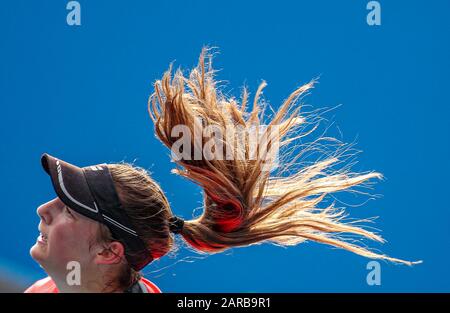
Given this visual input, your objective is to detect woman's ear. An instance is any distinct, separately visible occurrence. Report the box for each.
[95,241,125,266]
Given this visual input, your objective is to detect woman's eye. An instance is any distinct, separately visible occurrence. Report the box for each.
[64,206,74,217]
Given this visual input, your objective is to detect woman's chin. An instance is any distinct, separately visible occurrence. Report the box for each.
[30,242,47,263]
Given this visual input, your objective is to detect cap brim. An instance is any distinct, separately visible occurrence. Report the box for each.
[41,153,100,221]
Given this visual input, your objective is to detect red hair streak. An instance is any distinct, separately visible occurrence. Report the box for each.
[206,191,244,233]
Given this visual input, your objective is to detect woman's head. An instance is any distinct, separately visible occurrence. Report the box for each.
[31,157,177,291]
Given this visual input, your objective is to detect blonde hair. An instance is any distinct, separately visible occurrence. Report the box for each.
[146,47,420,265]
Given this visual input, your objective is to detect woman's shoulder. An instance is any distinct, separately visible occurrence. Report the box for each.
[24,276,58,293]
[24,276,161,293]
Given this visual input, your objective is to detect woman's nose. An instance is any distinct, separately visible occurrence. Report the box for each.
[37,200,54,225]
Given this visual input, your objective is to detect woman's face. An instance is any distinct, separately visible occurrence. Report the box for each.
[30,197,101,274]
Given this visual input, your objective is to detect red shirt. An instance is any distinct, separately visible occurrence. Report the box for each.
[24,276,161,293]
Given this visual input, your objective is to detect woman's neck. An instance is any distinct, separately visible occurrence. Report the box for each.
[48,266,123,293]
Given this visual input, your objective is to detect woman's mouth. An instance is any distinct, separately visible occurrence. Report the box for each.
[37,233,48,245]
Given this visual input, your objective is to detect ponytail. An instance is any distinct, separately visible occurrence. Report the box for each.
[149,47,420,265]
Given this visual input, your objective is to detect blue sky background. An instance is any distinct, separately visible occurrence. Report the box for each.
[0,0,449,292]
